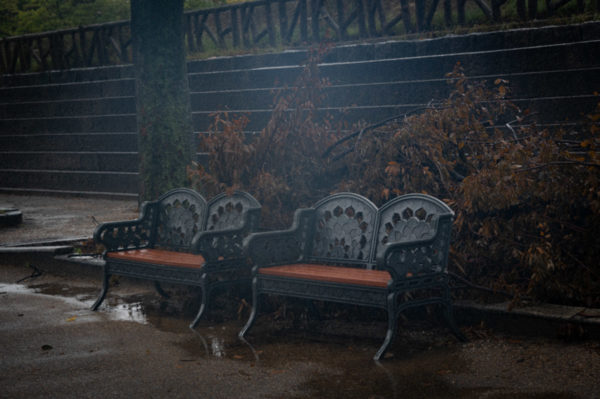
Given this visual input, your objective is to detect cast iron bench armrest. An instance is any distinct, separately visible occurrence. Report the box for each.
[93,202,157,252]
[192,207,261,265]
[376,214,453,284]
[244,208,315,268]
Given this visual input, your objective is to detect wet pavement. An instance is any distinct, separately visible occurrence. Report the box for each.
[0,193,138,246]
[1,263,600,399]
[1,193,600,398]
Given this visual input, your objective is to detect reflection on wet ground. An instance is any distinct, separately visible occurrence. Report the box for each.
[1,282,149,324]
[2,278,599,399]
[0,280,467,398]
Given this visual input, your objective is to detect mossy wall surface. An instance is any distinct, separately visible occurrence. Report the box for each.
[131,0,193,201]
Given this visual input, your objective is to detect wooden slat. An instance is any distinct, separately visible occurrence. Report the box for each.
[259,263,390,288]
[107,248,206,268]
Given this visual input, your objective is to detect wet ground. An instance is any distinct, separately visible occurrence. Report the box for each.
[0,193,138,246]
[1,262,600,399]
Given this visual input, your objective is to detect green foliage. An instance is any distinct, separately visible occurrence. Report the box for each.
[0,0,130,37]
[190,45,342,227]
[184,0,225,9]
[339,66,600,307]
[0,0,235,37]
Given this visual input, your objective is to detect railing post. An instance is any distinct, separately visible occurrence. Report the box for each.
[278,1,289,43]
[444,0,452,27]
[231,5,241,48]
[311,0,321,42]
[336,0,346,39]
[516,0,526,20]
[214,10,226,48]
[400,0,413,33]
[528,0,537,19]
[19,38,31,73]
[367,0,378,36]
[415,0,425,31]
[199,13,207,51]
[265,1,276,47]
[50,33,64,70]
[492,0,502,21]
[300,0,308,43]
[0,39,7,75]
[457,0,466,25]
[357,0,367,38]
[186,13,197,52]
[242,4,251,47]
[8,40,18,73]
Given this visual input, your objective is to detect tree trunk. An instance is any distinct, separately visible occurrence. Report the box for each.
[131,0,193,201]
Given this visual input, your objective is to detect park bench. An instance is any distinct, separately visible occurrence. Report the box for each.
[239,192,465,360]
[91,188,261,328]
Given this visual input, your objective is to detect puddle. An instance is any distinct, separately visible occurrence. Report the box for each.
[0,282,37,295]
[1,280,236,338]
[0,282,150,324]
[104,301,147,324]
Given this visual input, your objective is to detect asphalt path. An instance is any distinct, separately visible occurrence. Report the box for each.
[1,194,600,398]
[1,263,600,399]
[0,194,139,246]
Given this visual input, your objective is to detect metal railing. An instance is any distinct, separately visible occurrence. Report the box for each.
[1,0,597,74]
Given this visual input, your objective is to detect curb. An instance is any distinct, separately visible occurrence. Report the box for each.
[455,300,600,327]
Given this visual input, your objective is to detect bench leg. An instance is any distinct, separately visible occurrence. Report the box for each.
[154,281,171,299]
[91,270,110,311]
[189,274,209,329]
[238,277,259,338]
[443,288,467,342]
[374,292,398,361]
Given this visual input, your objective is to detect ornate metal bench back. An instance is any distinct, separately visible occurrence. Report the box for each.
[309,193,378,266]
[375,193,455,276]
[206,191,261,231]
[154,188,208,252]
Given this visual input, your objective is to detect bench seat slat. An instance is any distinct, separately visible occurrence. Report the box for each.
[259,264,390,288]
[107,249,206,269]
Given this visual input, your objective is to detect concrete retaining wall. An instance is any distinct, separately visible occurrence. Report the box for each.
[1,22,599,198]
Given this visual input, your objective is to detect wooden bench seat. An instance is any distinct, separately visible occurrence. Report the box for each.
[259,264,390,288]
[107,249,206,269]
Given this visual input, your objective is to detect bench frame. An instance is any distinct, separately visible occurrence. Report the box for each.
[92,188,261,328]
[239,192,465,360]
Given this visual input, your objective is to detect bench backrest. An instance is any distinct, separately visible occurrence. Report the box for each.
[308,193,378,266]
[306,192,454,270]
[374,193,455,273]
[206,191,261,231]
[153,189,261,252]
[154,188,208,251]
